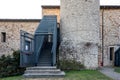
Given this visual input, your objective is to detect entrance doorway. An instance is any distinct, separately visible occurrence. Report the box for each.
[109,47,114,66]
[115,47,120,66]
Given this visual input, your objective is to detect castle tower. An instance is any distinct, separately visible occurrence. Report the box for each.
[60,0,100,69]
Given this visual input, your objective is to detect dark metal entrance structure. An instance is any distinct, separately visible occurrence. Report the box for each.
[20,16,57,67]
[115,48,120,66]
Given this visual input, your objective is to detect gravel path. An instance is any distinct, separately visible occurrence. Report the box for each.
[99,67,120,80]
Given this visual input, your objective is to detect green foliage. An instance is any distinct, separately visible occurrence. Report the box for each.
[58,59,84,70]
[0,50,25,78]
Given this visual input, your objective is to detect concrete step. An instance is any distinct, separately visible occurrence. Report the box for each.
[39,60,51,62]
[39,58,51,60]
[38,60,51,62]
[38,62,51,64]
[26,66,57,70]
[40,56,51,57]
[37,64,51,66]
[25,69,61,73]
[23,71,65,78]
[24,66,65,78]
[40,54,51,55]
[39,57,51,58]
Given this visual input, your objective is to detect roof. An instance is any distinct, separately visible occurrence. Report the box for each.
[100,5,120,9]
[42,5,60,8]
[42,5,120,9]
[0,19,41,22]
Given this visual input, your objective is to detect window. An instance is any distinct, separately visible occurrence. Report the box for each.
[48,35,52,42]
[110,47,114,61]
[1,32,6,42]
[25,40,31,51]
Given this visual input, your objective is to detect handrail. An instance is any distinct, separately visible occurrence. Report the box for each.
[35,36,45,65]
[35,32,53,35]
[51,21,57,66]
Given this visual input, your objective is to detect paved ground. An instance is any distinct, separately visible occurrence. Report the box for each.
[99,67,120,80]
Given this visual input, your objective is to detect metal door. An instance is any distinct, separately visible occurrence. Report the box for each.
[115,48,120,66]
[20,30,35,67]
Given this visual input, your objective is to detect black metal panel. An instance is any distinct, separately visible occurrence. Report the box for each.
[20,30,35,67]
[115,48,120,66]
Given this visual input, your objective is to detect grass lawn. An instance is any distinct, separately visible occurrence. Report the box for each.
[64,70,112,80]
[0,70,112,80]
[0,76,23,80]
[114,67,120,73]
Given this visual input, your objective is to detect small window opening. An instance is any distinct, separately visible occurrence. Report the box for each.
[48,35,52,42]
[110,47,114,61]
[1,32,6,42]
[25,40,30,51]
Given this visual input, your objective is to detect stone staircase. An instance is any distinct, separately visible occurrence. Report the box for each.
[37,47,52,66]
[23,66,65,78]
[37,42,52,66]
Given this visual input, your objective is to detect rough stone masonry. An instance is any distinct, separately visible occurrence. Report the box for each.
[60,0,100,69]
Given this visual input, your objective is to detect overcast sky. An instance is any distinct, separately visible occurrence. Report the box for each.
[0,0,119,19]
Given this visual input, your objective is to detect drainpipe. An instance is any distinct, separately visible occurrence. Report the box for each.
[101,6,105,66]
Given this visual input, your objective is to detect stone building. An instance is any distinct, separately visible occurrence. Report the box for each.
[0,6,60,56]
[100,6,120,66]
[0,20,40,56]
[42,6,60,23]
[0,4,120,68]
[41,5,120,67]
[60,0,100,69]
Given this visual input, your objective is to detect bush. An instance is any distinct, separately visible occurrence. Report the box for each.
[0,50,25,78]
[58,59,84,70]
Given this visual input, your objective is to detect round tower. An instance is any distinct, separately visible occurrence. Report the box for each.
[60,0,100,69]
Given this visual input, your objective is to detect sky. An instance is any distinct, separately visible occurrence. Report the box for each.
[0,0,119,19]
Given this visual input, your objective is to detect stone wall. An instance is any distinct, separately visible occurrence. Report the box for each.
[42,6,60,23]
[60,0,100,69]
[0,20,39,56]
[100,8,120,66]
[41,6,120,67]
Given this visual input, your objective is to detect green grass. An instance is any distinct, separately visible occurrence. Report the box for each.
[0,70,112,80]
[114,67,120,73]
[64,70,113,80]
[0,76,23,80]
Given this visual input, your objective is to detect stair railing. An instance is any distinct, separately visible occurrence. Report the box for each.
[34,34,45,65]
[51,19,57,66]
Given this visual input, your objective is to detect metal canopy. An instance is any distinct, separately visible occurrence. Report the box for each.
[20,15,57,67]
[35,16,56,34]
